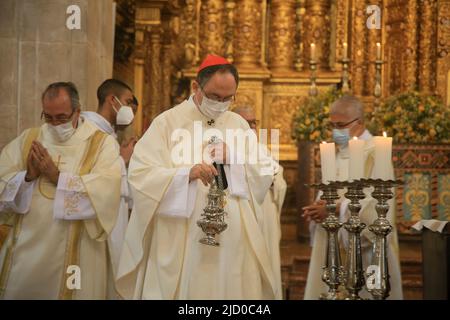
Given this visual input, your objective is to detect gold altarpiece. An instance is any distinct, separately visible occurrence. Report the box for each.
[115,0,450,157]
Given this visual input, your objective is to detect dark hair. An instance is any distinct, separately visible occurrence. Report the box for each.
[196,64,239,88]
[132,95,139,107]
[97,79,132,106]
[41,82,80,110]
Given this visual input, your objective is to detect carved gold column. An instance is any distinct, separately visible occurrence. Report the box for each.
[268,0,296,74]
[294,0,304,71]
[224,0,236,63]
[133,25,146,136]
[436,0,450,102]
[418,0,438,93]
[200,0,225,58]
[303,0,332,71]
[233,0,263,70]
[402,0,419,91]
[180,0,199,69]
[350,0,367,96]
[333,0,350,72]
[161,12,173,111]
[148,25,163,123]
[365,0,381,96]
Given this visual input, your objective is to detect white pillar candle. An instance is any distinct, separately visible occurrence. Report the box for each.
[310,43,316,61]
[349,136,365,180]
[373,131,393,180]
[320,141,336,183]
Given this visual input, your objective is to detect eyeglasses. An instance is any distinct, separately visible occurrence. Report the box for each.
[41,110,76,125]
[329,118,359,129]
[200,87,235,103]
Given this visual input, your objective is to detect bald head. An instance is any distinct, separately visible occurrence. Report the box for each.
[232,105,257,130]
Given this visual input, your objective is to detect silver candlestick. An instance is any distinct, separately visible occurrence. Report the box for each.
[365,178,402,300]
[342,179,369,300]
[308,181,345,300]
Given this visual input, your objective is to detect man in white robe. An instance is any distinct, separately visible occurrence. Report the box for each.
[232,105,287,299]
[82,79,138,276]
[302,95,403,300]
[0,82,122,299]
[116,54,278,299]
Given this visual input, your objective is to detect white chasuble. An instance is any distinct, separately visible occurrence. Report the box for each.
[0,119,122,299]
[261,163,287,300]
[304,130,403,300]
[116,96,278,300]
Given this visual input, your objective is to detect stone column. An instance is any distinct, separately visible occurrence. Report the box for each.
[0,0,115,149]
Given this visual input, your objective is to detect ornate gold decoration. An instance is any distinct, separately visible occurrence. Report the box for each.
[436,0,450,102]
[118,0,450,161]
[333,0,349,71]
[133,24,147,136]
[224,0,236,63]
[269,95,303,145]
[148,25,163,122]
[269,0,296,73]
[418,0,438,93]
[294,0,304,71]
[303,0,332,71]
[384,1,406,95]
[180,0,199,68]
[365,0,381,96]
[233,0,262,69]
[350,0,366,96]
[403,0,419,91]
[200,0,225,58]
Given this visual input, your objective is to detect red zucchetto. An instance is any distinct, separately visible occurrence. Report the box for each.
[197,54,231,73]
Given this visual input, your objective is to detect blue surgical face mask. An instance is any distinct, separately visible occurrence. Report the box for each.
[332,128,350,147]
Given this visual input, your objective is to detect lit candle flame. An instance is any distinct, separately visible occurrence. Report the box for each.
[321,141,327,144]
[353,136,358,140]
[383,131,387,138]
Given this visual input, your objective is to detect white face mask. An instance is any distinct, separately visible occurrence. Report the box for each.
[198,95,231,120]
[113,96,135,125]
[48,121,76,142]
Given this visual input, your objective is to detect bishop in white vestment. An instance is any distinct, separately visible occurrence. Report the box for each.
[116,55,278,299]
[0,82,121,299]
[232,105,287,299]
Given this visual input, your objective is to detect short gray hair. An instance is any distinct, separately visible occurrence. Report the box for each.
[232,105,254,116]
[41,82,81,111]
[330,95,364,120]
